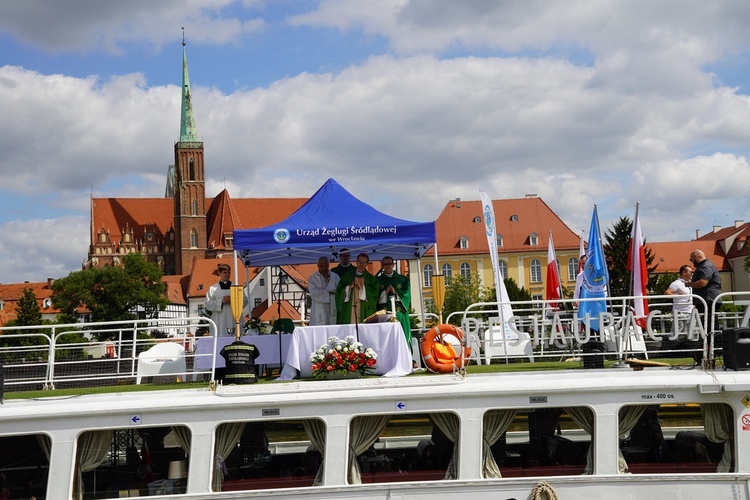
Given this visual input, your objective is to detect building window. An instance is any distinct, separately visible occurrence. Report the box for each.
[254,298,262,308]
[529,233,539,246]
[191,198,198,215]
[459,237,469,249]
[190,229,198,248]
[189,157,195,180]
[530,258,542,283]
[260,278,265,287]
[224,233,233,248]
[498,260,507,280]
[423,264,434,287]
[441,263,452,282]
[496,234,503,248]
[568,257,579,281]
[460,262,471,279]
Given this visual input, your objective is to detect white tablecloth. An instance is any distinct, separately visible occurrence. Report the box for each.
[278,323,413,380]
[194,335,292,371]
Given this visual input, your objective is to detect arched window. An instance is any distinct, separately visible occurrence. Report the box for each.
[530,259,542,283]
[441,263,452,282]
[498,260,507,280]
[423,264,434,287]
[190,229,198,248]
[189,157,195,180]
[191,198,198,216]
[568,257,579,281]
[460,262,471,279]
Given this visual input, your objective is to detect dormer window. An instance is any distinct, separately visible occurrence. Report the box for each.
[473,216,481,223]
[459,236,469,249]
[510,215,518,221]
[224,233,234,248]
[529,233,539,246]
[496,234,503,248]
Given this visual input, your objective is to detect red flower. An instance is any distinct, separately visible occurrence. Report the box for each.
[326,365,334,371]
[366,358,377,367]
[348,364,357,371]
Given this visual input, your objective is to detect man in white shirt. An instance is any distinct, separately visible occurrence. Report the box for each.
[308,256,340,326]
[665,265,694,314]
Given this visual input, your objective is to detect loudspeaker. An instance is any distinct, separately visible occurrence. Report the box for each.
[582,341,605,369]
[722,328,750,371]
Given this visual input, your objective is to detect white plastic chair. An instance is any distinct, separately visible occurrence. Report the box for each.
[482,327,534,364]
[136,342,186,384]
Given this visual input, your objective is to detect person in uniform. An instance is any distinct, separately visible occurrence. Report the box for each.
[335,252,379,324]
[376,256,412,346]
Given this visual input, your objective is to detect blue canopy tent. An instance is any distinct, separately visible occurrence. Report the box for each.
[233,178,436,266]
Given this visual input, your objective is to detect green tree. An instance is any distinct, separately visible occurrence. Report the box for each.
[16,288,43,327]
[52,253,169,339]
[441,272,484,325]
[603,217,657,297]
[652,272,678,296]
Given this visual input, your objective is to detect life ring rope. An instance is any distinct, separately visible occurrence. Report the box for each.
[420,324,471,373]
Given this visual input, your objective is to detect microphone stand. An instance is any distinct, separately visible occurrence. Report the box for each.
[353,286,360,343]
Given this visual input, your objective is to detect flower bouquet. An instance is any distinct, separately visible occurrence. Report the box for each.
[310,335,377,379]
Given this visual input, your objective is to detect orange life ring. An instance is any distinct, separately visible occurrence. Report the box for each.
[420,324,472,373]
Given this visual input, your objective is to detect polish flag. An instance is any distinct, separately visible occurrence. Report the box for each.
[628,205,649,328]
[545,231,562,308]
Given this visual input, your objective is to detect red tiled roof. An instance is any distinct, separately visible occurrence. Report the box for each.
[162,275,189,305]
[648,241,729,273]
[92,195,306,249]
[251,299,300,322]
[428,197,580,256]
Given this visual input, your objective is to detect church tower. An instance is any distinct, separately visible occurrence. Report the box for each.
[173,36,207,275]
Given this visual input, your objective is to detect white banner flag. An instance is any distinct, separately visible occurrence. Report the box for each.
[479,190,514,336]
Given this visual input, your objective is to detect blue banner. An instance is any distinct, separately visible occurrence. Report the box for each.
[577,206,609,331]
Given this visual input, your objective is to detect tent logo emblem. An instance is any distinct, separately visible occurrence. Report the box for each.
[273,228,290,243]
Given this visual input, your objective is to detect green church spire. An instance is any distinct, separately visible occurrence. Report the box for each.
[179,32,198,143]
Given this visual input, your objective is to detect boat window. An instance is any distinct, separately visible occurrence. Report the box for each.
[349,412,458,484]
[619,402,734,475]
[214,418,325,492]
[0,433,50,499]
[483,407,593,478]
[75,426,191,498]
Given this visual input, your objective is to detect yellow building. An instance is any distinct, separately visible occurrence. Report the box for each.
[413,195,581,313]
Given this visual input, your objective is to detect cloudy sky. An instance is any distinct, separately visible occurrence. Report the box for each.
[1,0,750,284]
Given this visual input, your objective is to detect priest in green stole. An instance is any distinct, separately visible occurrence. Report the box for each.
[335,252,379,324]
[376,256,412,347]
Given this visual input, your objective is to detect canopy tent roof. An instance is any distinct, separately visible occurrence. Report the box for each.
[234,178,436,266]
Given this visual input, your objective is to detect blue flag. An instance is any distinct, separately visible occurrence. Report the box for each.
[577,206,609,331]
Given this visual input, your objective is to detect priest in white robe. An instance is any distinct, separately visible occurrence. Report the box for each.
[308,256,340,326]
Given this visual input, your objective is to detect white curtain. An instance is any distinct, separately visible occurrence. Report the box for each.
[617,405,648,473]
[702,403,734,472]
[212,423,246,491]
[302,419,327,486]
[74,430,113,500]
[430,412,460,480]
[348,415,390,484]
[482,410,517,478]
[562,407,593,475]
[171,426,191,455]
[37,434,51,459]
